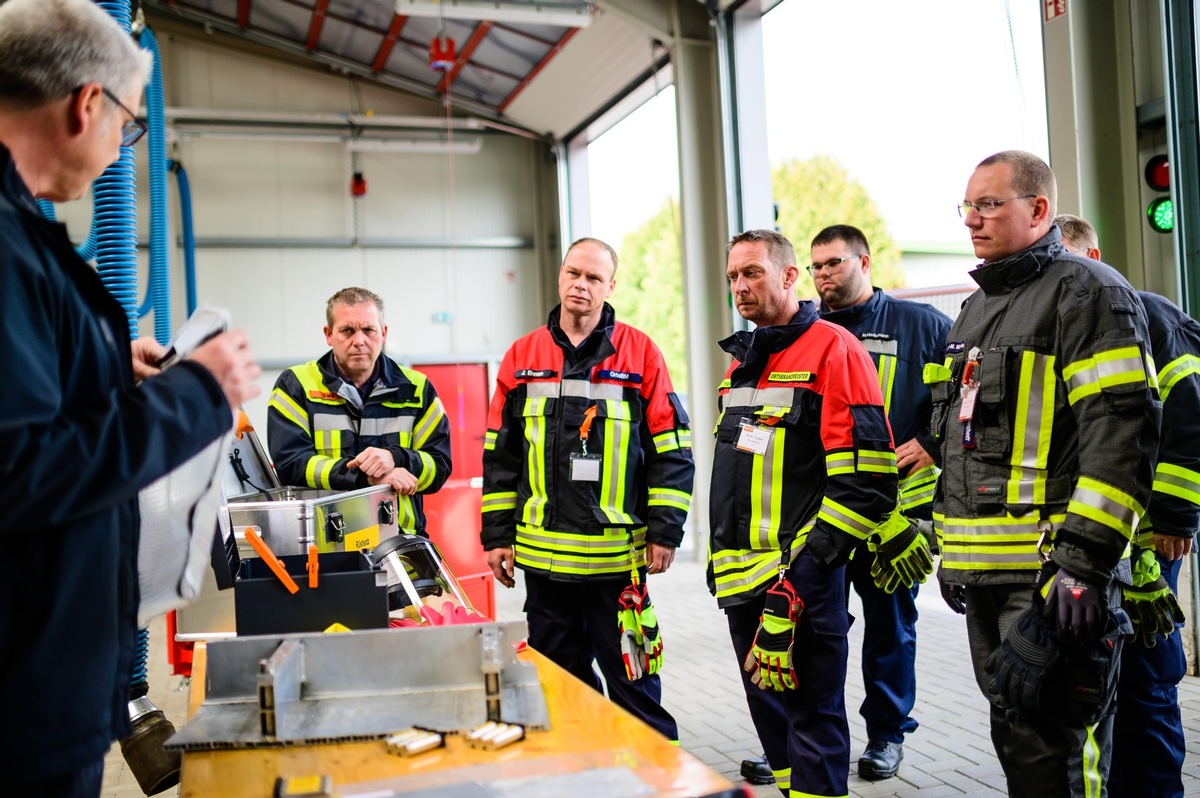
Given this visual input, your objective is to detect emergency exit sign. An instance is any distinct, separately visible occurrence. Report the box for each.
[1045,0,1066,21]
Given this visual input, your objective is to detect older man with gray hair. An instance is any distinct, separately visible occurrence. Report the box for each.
[0,1,260,794]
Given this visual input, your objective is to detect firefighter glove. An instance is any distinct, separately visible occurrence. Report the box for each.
[1043,565,1107,639]
[868,510,934,593]
[937,564,966,615]
[617,583,663,680]
[1123,548,1185,648]
[985,604,1060,715]
[743,577,804,692]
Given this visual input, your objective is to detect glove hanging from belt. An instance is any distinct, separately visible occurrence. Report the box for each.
[868,509,934,593]
[617,581,663,681]
[985,600,1061,715]
[1123,547,1185,648]
[743,575,804,692]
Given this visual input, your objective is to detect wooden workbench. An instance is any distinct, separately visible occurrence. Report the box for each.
[179,642,735,797]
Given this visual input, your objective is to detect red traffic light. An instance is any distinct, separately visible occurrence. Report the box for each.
[1145,154,1170,192]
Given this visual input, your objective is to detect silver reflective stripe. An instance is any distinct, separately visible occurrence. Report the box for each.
[860,338,898,355]
[361,416,411,437]
[724,386,794,409]
[1008,351,1054,504]
[526,383,559,399]
[313,412,354,432]
[600,402,633,523]
[562,380,625,401]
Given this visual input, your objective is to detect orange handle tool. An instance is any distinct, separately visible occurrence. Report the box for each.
[243,528,299,594]
[307,544,319,589]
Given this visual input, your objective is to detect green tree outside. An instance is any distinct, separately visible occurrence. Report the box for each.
[610,155,902,388]
[773,155,905,298]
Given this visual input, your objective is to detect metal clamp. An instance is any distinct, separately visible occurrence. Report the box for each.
[378,499,396,527]
[325,511,346,544]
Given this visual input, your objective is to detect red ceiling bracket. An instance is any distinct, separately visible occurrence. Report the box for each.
[236,0,252,28]
[305,0,330,52]
[437,21,493,95]
[499,27,578,113]
[371,13,409,73]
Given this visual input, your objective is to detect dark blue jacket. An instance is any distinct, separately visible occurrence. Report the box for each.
[0,144,232,781]
[820,288,950,519]
[1139,291,1200,542]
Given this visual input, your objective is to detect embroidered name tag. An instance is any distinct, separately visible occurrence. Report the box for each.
[767,371,815,383]
[515,369,557,380]
[597,369,642,383]
[946,342,965,354]
[861,332,894,341]
[307,390,342,401]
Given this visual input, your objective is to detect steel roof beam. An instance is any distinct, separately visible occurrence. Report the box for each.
[304,0,329,52]
[499,28,579,113]
[371,13,409,73]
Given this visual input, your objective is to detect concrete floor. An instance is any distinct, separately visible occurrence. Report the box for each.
[103,557,1200,797]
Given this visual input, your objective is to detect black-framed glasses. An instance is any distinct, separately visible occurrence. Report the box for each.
[806,255,862,275]
[101,87,147,147]
[957,194,1035,219]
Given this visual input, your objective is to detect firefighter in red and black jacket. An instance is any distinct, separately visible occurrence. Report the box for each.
[481,238,694,742]
[714,230,897,798]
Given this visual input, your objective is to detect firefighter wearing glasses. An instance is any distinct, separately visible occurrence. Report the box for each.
[481,238,694,741]
[935,153,1159,798]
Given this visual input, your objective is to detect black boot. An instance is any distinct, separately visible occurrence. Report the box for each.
[740,754,775,785]
[857,739,903,781]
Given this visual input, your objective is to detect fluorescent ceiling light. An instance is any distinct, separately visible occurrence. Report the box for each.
[346,137,482,154]
[394,0,594,28]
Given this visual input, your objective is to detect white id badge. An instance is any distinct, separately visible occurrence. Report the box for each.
[570,453,602,481]
[735,424,772,455]
[959,384,979,422]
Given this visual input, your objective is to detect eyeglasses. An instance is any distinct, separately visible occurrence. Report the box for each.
[101,87,147,147]
[806,255,862,275]
[957,195,1035,219]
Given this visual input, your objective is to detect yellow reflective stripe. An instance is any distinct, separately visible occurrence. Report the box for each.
[1062,346,1148,405]
[939,512,1067,570]
[413,397,446,448]
[396,495,417,533]
[876,353,897,418]
[898,465,938,512]
[1158,353,1200,401]
[484,430,498,451]
[755,405,789,420]
[1068,476,1145,541]
[1008,350,1055,505]
[1133,522,1155,549]
[304,455,338,489]
[514,524,646,576]
[748,428,786,549]
[818,498,875,540]
[414,450,436,490]
[677,430,692,448]
[653,430,680,453]
[269,388,309,430]
[857,449,897,475]
[826,451,855,477]
[1153,461,1200,506]
[481,491,518,513]
[521,398,549,527]
[1081,722,1101,798]
[711,550,781,599]
[648,487,691,512]
[598,399,635,524]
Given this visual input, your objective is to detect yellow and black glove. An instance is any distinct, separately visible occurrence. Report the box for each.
[868,509,934,593]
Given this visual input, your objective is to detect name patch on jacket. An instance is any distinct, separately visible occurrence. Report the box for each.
[946,342,965,354]
[515,369,557,380]
[860,332,893,341]
[308,390,342,401]
[597,369,642,383]
[767,371,816,384]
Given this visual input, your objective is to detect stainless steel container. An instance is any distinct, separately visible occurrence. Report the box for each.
[224,484,401,557]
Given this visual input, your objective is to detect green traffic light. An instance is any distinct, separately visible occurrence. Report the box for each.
[1148,197,1174,233]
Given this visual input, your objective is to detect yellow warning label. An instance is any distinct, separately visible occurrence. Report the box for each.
[343,524,380,552]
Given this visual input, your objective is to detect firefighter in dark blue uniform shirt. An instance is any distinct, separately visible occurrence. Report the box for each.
[814,225,949,780]
[1058,214,1194,798]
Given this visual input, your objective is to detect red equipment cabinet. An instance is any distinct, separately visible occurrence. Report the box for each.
[411,362,494,620]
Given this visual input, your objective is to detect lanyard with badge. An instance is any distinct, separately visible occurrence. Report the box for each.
[570,405,602,481]
[735,416,772,455]
[959,346,981,448]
